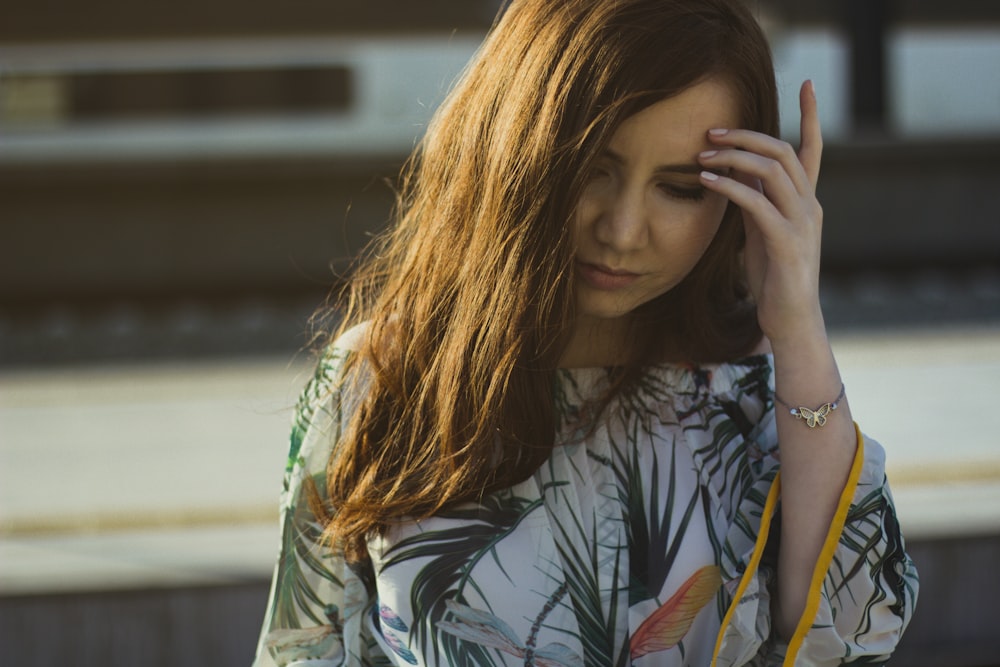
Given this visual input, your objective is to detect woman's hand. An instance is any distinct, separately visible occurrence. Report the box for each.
[699,82,862,640]
[698,80,825,349]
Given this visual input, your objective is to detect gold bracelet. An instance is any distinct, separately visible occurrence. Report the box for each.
[773,384,845,428]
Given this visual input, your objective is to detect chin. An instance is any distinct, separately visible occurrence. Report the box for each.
[576,298,640,322]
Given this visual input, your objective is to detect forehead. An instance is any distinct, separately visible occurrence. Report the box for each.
[607,78,741,158]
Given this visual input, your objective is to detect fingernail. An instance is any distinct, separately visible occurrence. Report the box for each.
[708,128,729,136]
[699,150,718,159]
[809,80,817,101]
[700,170,720,182]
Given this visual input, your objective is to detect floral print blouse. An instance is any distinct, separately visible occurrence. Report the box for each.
[253,337,918,667]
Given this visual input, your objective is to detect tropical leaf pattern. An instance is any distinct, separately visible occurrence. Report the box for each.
[253,341,918,667]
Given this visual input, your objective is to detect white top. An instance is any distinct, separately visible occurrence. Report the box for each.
[253,338,918,666]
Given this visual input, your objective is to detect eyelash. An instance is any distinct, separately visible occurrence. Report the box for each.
[660,184,707,202]
[587,167,611,181]
[587,167,707,202]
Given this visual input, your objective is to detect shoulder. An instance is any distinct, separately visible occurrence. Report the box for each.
[286,324,371,476]
[331,321,370,353]
[294,322,371,432]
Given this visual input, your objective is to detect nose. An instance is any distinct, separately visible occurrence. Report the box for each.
[592,185,649,252]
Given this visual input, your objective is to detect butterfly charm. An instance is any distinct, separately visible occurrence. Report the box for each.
[793,403,832,428]
[777,384,844,428]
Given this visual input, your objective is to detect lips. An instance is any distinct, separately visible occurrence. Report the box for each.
[576,261,641,290]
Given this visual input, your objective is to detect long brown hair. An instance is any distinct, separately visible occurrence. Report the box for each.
[324,0,780,562]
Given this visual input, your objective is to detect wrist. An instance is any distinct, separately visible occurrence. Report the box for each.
[764,311,829,359]
[774,382,845,428]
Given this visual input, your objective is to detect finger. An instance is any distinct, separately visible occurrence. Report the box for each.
[699,149,803,217]
[706,129,812,196]
[798,80,823,186]
[699,171,784,235]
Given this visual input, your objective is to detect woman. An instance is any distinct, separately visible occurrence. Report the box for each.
[253,0,918,665]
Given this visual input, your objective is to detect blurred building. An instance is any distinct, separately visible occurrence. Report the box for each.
[2,0,999,366]
[763,0,1000,272]
[1,2,499,364]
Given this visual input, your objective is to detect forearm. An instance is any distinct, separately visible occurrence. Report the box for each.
[770,320,857,641]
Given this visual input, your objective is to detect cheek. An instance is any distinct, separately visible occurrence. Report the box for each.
[675,211,726,257]
[692,202,729,253]
[570,194,598,242]
[651,209,726,275]
[682,229,721,267]
[704,195,729,230]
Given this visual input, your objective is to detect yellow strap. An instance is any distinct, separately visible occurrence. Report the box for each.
[711,471,783,666]
[712,424,866,666]
[782,423,865,665]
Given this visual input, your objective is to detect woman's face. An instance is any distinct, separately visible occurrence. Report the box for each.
[572,77,741,325]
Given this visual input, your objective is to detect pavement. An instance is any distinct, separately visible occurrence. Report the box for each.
[1,324,999,595]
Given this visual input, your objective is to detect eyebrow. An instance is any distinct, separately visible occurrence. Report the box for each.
[602,148,725,176]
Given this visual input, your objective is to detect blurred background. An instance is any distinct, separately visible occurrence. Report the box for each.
[1,1,998,665]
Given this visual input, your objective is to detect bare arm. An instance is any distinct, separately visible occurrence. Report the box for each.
[698,80,857,639]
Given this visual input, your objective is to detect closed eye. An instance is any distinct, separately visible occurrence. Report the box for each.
[586,164,613,182]
[659,183,707,202]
